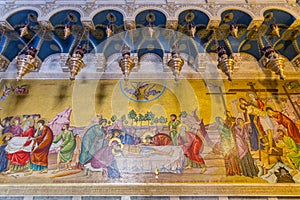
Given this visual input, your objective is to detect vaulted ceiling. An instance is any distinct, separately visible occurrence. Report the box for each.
[0,3,300,72]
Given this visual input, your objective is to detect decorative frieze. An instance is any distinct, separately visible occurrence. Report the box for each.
[124,20,136,30]
[166,20,178,30]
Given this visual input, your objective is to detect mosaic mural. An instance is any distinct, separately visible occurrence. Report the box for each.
[0,78,300,186]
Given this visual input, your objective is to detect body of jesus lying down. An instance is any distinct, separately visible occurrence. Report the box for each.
[112,143,174,158]
[85,137,185,174]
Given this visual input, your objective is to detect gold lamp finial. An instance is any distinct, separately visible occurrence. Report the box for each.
[16,46,37,81]
[167,46,184,81]
[68,46,86,80]
[217,46,235,81]
[118,45,135,80]
[261,46,285,80]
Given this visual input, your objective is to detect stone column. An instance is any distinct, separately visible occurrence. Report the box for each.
[232,53,241,71]
[195,53,208,72]
[163,53,171,72]
[95,53,106,72]
[60,53,70,72]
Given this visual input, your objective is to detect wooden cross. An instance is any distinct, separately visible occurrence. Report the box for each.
[205,85,236,111]
[228,82,278,94]
[271,85,300,120]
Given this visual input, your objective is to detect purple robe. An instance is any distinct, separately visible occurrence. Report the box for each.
[9,125,23,137]
[234,124,249,159]
[91,146,113,168]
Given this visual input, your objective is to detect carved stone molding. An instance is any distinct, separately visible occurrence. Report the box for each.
[124,20,136,30]
[0,21,14,30]
[247,17,264,31]
[38,20,54,30]
[163,53,171,72]
[195,53,208,72]
[81,19,95,30]
[0,55,10,72]
[60,53,70,72]
[291,54,300,70]
[95,53,107,72]
[232,53,241,70]
[166,20,178,30]
[206,18,221,30]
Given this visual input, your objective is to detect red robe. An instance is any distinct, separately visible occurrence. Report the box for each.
[152,133,173,146]
[31,126,53,167]
[7,127,35,165]
[179,131,205,165]
[274,111,300,144]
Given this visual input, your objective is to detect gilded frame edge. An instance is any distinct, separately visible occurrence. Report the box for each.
[0,183,299,196]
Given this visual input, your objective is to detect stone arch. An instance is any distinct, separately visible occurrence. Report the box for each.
[88,7,127,19]
[44,7,85,20]
[3,7,42,19]
[139,53,163,63]
[174,6,213,19]
[216,6,255,18]
[132,7,170,19]
[259,6,299,18]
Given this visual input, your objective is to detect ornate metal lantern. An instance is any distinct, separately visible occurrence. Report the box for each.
[270,24,280,38]
[64,24,71,39]
[217,46,235,81]
[118,45,135,80]
[20,24,29,37]
[68,46,85,80]
[230,24,238,38]
[16,46,37,81]
[261,46,285,80]
[167,48,184,81]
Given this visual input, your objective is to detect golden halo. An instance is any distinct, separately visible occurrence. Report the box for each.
[35,118,48,126]
[10,115,22,125]
[177,124,189,134]
[21,118,34,128]
[141,131,154,143]
[0,132,13,146]
[109,137,123,148]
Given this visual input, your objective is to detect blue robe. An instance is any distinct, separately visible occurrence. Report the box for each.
[0,145,8,172]
[249,115,259,151]
[119,133,134,145]
[79,124,105,164]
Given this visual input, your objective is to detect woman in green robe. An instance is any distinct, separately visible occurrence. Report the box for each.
[52,123,76,173]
